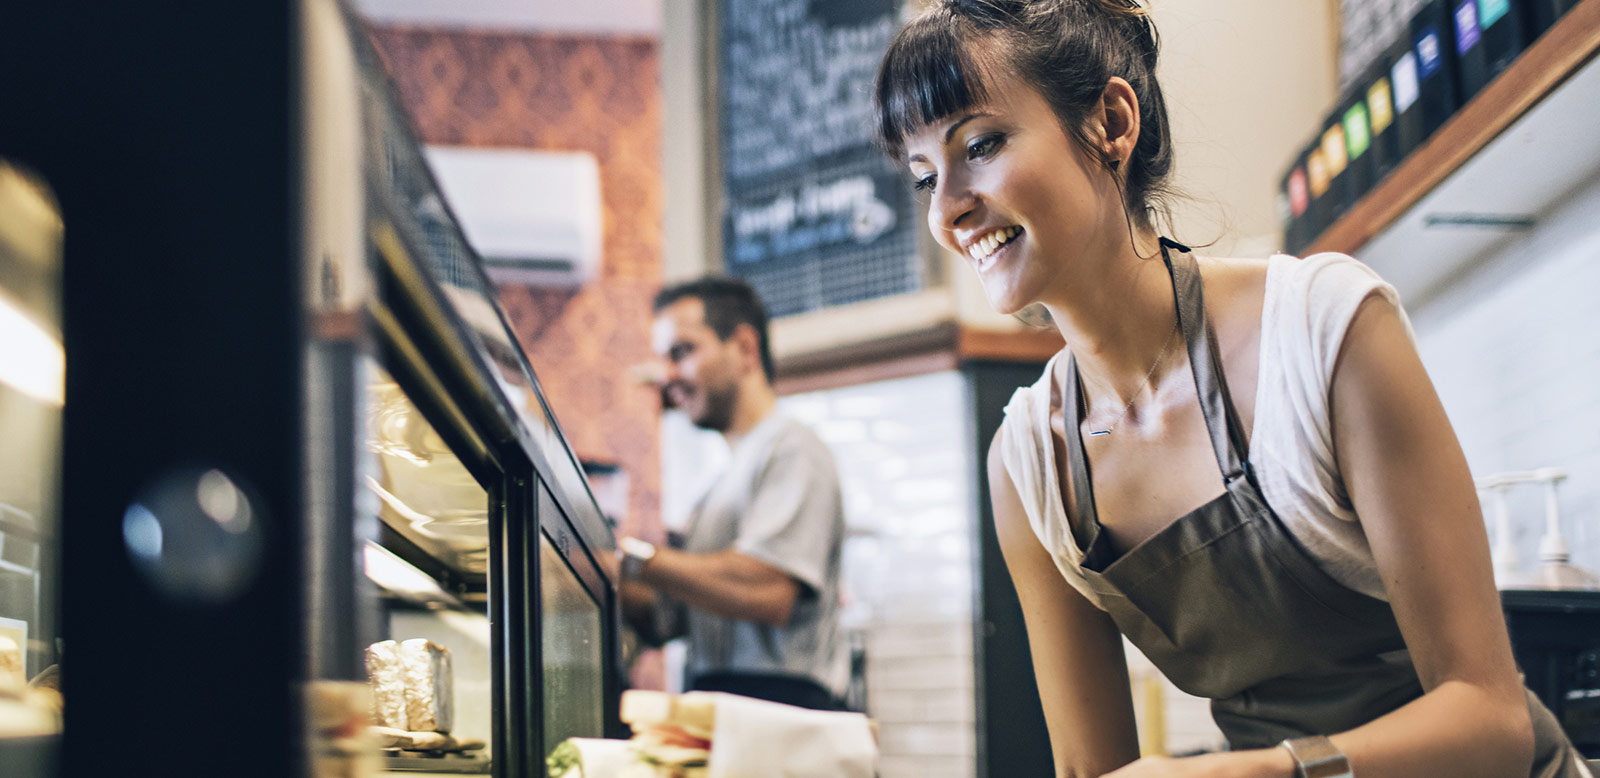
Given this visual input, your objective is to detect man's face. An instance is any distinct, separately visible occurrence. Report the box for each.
[652,297,741,432]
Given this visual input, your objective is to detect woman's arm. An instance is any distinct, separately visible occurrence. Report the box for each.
[1314,295,1533,778]
[988,429,1142,778]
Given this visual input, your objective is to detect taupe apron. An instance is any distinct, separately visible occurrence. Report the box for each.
[1056,239,1586,776]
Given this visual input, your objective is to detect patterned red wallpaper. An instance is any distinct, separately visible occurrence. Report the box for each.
[368,26,664,542]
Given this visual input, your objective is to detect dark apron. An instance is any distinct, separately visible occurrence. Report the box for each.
[1055,240,1586,776]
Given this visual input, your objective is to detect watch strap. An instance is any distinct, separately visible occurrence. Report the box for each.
[1279,735,1352,778]
[619,537,657,579]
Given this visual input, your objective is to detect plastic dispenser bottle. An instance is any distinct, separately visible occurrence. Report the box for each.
[1527,468,1600,591]
[1477,475,1522,588]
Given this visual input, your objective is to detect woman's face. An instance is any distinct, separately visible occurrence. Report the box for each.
[903,71,1120,315]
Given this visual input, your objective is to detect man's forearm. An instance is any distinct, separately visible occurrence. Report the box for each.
[634,545,798,627]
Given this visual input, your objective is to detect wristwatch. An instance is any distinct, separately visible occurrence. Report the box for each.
[619,536,657,579]
[1279,735,1353,778]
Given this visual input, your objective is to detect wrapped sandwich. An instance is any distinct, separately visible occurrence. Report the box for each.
[548,691,875,778]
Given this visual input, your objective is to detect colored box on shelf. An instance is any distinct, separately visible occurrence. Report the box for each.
[1456,0,1527,99]
[1481,0,1529,74]
[1454,0,1489,100]
[1341,96,1376,204]
[1280,150,1312,255]
[1318,118,1355,224]
[1363,60,1403,181]
[1521,0,1577,43]
[1305,141,1333,246]
[1388,35,1427,163]
[1413,0,1462,140]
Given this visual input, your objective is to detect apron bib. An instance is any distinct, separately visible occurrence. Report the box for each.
[1054,240,1586,776]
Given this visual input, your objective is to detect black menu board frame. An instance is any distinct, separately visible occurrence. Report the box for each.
[716,0,923,318]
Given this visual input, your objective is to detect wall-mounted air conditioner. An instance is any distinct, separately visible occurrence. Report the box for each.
[423,146,602,287]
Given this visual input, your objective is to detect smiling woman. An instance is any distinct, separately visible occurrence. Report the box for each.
[872,3,1594,778]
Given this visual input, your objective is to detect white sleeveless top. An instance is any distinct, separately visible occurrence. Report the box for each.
[998,252,1412,608]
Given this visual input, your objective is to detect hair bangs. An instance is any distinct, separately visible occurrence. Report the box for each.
[874,13,995,158]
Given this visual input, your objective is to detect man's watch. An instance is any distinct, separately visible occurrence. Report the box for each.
[619,537,658,580]
[1279,735,1352,778]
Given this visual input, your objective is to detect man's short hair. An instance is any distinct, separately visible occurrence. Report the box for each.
[653,276,775,385]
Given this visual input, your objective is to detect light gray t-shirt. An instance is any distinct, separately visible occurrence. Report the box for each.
[671,413,848,697]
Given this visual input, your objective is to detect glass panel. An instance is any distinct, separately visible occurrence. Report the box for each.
[0,160,64,772]
[540,532,605,755]
[358,44,557,448]
[366,368,489,578]
[361,362,494,775]
[355,48,608,544]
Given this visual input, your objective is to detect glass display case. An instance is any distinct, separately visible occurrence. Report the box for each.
[0,160,64,775]
[1,1,621,776]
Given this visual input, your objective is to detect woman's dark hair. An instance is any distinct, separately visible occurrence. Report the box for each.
[874,0,1177,233]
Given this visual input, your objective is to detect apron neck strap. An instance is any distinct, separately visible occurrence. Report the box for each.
[1057,237,1252,552]
[1160,239,1252,484]
[1061,354,1104,552]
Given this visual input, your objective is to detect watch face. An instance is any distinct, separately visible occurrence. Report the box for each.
[623,537,656,560]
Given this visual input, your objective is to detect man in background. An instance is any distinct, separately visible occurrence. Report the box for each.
[616,276,847,711]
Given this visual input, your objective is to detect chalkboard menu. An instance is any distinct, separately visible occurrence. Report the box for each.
[718,0,921,318]
[1340,0,1429,89]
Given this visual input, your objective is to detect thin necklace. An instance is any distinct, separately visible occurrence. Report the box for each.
[1087,318,1181,437]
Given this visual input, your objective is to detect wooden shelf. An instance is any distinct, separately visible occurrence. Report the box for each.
[1308,0,1600,259]
[774,323,1063,395]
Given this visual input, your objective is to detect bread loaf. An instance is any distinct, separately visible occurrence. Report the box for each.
[370,725,412,749]
[400,639,453,733]
[364,640,407,729]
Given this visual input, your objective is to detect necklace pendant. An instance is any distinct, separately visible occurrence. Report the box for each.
[1088,429,1111,437]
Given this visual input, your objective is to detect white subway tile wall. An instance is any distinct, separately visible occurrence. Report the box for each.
[1407,173,1600,580]
[781,371,978,778]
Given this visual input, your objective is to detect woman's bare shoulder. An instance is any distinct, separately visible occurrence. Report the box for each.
[1196,254,1271,288]
[1195,255,1271,329]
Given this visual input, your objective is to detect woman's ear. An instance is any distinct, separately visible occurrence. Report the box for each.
[1099,77,1142,167]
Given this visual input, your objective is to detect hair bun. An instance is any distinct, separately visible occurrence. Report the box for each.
[945,0,1029,22]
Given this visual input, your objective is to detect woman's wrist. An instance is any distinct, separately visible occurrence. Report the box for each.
[1254,743,1300,778]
